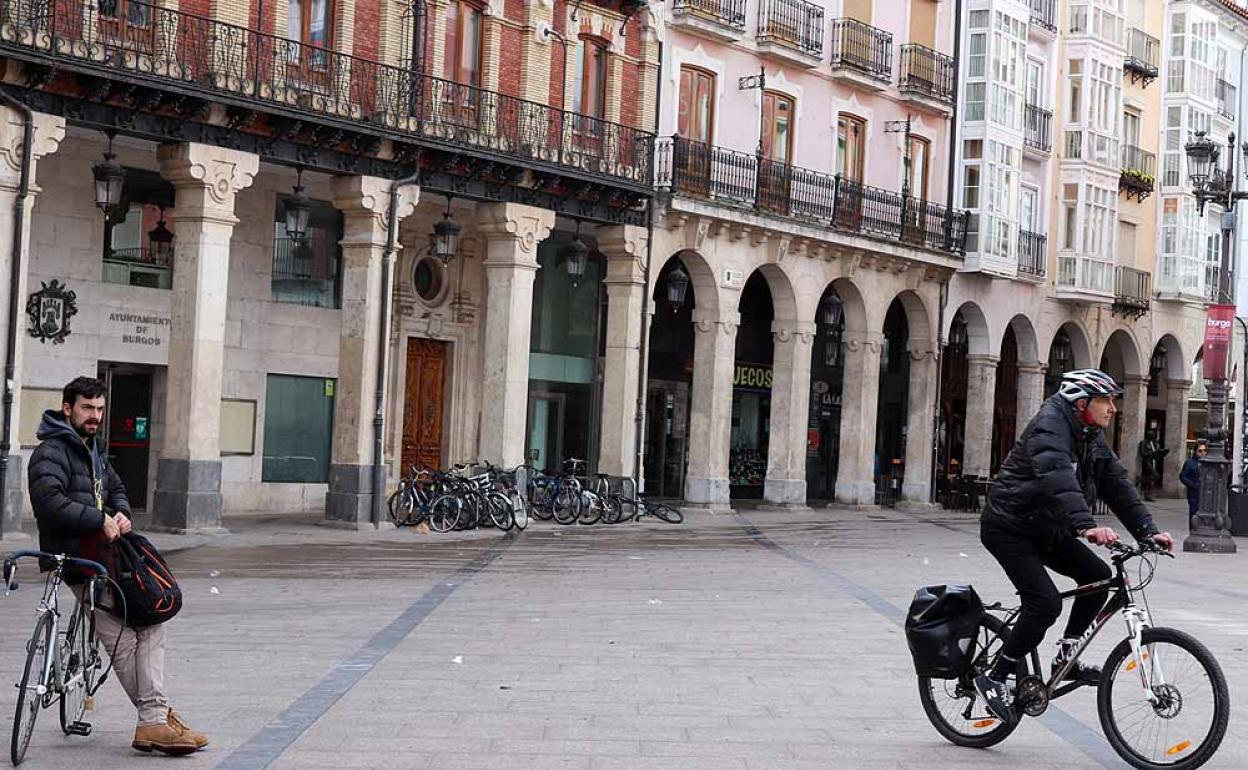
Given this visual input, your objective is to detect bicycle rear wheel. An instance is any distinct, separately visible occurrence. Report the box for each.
[1098,627,1229,770]
[510,490,530,530]
[552,488,580,525]
[12,611,53,765]
[647,502,684,524]
[487,492,514,530]
[917,613,1021,749]
[427,494,462,533]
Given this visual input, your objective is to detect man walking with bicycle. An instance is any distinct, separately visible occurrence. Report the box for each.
[975,369,1174,723]
[27,376,207,755]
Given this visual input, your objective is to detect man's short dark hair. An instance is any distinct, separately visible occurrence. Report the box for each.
[62,376,106,408]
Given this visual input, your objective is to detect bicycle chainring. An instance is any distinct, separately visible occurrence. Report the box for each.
[1016,675,1049,717]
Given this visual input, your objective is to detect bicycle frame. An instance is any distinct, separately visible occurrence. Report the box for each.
[989,548,1162,705]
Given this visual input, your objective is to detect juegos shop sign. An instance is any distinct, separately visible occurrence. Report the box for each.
[734,363,773,391]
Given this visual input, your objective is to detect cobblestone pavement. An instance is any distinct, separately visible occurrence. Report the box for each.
[1,498,1244,769]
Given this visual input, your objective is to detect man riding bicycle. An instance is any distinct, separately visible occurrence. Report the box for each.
[975,369,1174,723]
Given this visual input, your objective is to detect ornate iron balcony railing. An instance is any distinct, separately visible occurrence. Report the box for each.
[1024,104,1052,152]
[1029,0,1057,32]
[1113,266,1151,317]
[829,18,892,82]
[1017,231,1047,279]
[1125,28,1159,84]
[899,44,953,104]
[672,0,747,32]
[757,0,824,58]
[0,0,653,186]
[654,136,968,255]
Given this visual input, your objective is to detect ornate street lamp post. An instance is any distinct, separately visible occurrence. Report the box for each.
[1184,131,1240,553]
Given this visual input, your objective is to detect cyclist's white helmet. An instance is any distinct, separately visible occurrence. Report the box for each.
[1058,368,1124,402]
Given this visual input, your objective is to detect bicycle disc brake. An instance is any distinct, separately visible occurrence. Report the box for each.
[1016,675,1049,717]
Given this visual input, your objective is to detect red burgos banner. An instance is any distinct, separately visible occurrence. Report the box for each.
[1203,304,1236,380]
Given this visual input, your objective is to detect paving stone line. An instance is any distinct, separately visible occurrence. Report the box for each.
[213,533,516,770]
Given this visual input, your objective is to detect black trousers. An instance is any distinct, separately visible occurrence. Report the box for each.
[981,515,1112,661]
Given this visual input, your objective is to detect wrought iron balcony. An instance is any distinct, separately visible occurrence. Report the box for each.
[1017,231,1047,280]
[1217,79,1236,120]
[829,18,892,84]
[1120,144,1156,202]
[1124,29,1159,85]
[1113,266,1151,318]
[672,0,747,34]
[899,44,953,105]
[0,0,653,188]
[1024,104,1053,153]
[1029,0,1057,32]
[756,0,823,59]
[654,136,968,255]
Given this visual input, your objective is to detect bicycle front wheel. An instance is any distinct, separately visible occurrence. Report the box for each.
[510,490,530,530]
[1099,626,1229,770]
[487,492,514,531]
[12,612,53,765]
[427,494,462,533]
[917,613,1021,749]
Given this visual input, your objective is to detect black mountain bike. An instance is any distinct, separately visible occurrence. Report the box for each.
[918,540,1229,770]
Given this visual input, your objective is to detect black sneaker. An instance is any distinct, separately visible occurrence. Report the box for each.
[1052,657,1101,685]
[973,672,1016,723]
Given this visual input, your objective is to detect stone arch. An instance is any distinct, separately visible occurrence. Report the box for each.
[1152,333,1187,381]
[952,301,991,356]
[652,249,719,312]
[1007,314,1040,364]
[893,289,934,350]
[1100,328,1144,379]
[829,277,869,336]
[751,262,799,323]
[1047,320,1094,370]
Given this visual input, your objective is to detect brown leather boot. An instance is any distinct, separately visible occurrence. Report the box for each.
[167,708,209,749]
[132,722,198,755]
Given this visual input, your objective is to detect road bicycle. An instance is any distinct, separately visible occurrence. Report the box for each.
[4,550,114,766]
[918,540,1229,770]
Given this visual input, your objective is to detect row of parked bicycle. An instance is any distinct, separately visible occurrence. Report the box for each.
[386,458,684,532]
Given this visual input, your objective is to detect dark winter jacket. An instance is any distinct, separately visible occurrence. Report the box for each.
[1180,457,1201,499]
[983,395,1158,541]
[27,410,129,569]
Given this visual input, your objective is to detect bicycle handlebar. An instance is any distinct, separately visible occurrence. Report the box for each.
[1108,540,1175,559]
[3,550,109,592]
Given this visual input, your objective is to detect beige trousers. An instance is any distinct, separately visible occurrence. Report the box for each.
[72,585,169,726]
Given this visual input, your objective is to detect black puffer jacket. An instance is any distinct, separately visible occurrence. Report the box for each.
[984,395,1158,540]
[27,410,129,563]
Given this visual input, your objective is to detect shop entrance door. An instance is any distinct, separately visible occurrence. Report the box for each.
[97,363,154,511]
[526,392,566,472]
[401,339,448,472]
[644,382,689,499]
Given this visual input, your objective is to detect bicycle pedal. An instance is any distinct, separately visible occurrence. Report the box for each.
[67,721,92,736]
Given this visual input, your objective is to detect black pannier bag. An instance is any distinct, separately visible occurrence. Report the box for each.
[905,584,984,678]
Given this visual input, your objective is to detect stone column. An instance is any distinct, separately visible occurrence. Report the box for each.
[1118,375,1150,487]
[0,110,64,539]
[323,176,419,528]
[1016,362,1046,437]
[597,225,647,478]
[903,346,939,503]
[684,307,738,511]
[1163,378,1192,497]
[764,321,816,506]
[151,143,258,533]
[962,354,999,478]
[477,203,555,467]
[836,332,883,505]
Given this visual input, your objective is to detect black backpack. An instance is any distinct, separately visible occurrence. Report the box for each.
[104,533,182,627]
[904,584,984,679]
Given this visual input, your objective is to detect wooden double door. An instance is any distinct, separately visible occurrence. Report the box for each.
[401,339,448,472]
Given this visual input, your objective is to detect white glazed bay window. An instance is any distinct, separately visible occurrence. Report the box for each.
[1064,54,1122,167]
[1068,0,1126,47]
[1158,195,1219,299]
[1058,180,1116,293]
